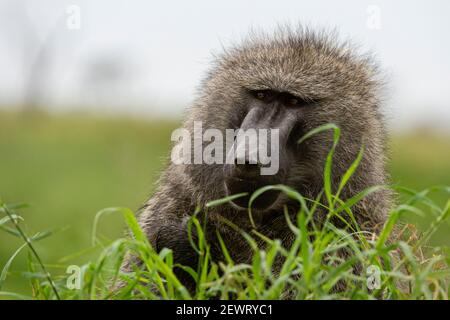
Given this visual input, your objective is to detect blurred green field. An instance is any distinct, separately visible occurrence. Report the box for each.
[1,111,449,294]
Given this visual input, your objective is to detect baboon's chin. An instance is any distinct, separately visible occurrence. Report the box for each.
[223,177,282,212]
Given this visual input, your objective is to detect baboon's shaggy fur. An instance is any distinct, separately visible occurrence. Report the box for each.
[122,27,392,293]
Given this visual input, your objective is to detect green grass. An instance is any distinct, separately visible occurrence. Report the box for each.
[0,111,449,299]
[0,111,178,294]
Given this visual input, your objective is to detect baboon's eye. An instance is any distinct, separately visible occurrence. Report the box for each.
[288,98,299,105]
[256,91,266,100]
[284,94,310,107]
[251,90,274,102]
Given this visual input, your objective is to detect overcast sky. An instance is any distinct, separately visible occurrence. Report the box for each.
[0,0,449,130]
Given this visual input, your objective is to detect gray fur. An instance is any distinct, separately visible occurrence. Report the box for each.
[122,26,393,293]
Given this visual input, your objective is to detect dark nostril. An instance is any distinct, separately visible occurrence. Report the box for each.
[234,157,253,165]
[234,161,261,177]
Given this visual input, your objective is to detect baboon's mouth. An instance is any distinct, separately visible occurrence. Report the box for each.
[224,176,281,211]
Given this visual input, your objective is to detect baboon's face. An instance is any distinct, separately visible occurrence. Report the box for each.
[222,89,319,210]
[198,35,379,211]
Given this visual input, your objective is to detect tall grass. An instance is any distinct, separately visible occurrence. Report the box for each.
[0,124,449,300]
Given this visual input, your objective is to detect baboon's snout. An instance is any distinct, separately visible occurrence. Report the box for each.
[223,134,285,211]
[222,104,297,211]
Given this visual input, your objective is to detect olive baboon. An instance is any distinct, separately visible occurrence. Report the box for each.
[122,27,392,292]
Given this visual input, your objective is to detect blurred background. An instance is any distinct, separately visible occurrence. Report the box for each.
[0,0,449,294]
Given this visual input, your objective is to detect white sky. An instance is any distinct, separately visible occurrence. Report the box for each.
[0,0,449,130]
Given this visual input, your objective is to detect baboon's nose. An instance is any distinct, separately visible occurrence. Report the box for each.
[233,158,261,178]
[223,157,283,211]
[230,130,263,178]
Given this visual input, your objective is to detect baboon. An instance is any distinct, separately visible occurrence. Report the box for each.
[122,27,392,294]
